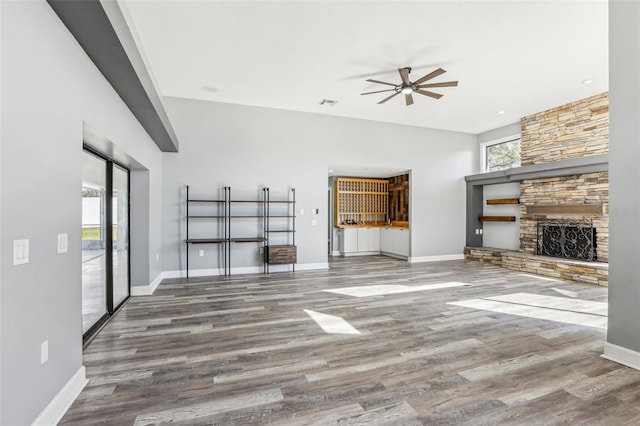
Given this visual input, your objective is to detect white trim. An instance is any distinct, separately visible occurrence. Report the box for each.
[408,254,464,263]
[480,133,521,172]
[341,251,381,257]
[329,250,341,257]
[602,342,640,371]
[130,271,165,296]
[32,366,88,426]
[163,263,329,279]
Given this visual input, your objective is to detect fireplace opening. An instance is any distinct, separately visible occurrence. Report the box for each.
[537,221,596,261]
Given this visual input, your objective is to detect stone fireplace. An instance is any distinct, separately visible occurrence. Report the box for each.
[519,172,608,263]
[465,92,609,286]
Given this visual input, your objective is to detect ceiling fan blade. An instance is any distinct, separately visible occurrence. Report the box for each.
[415,89,443,99]
[366,79,397,87]
[413,68,446,85]
[417,80,458,89]
[398,67,411,85]
[405,93,414,106]
[361,88,397,96]
[378,91,401,104]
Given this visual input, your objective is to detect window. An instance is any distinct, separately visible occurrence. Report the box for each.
[481,135,521,172]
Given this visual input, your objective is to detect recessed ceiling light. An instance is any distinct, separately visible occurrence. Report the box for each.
[582,79,594,85]
[497,110,505,115]
[328,169,334,173]
[202,85,217,92]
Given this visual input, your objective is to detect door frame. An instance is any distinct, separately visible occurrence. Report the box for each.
[82,144,131,344]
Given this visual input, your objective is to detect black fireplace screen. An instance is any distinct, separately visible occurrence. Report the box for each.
[537,221,596,261]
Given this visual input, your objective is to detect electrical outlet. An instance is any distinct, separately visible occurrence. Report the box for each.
[300,208,305,215]
[479,229,483,234]
[57,233,68,254]
[13,239,29,265]
[259,247,264,254]
[41,340,48,365]
[199,250,204,257]
[475,229,479,235]
[156,254,160,262]
[311,219,317,226]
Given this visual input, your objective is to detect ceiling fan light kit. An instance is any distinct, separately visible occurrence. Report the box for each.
[361,66,458,106]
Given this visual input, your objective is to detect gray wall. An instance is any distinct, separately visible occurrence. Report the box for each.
[162,97,477,271]
[477,122,521,144]
[0,2,163,424]
[607,1,640,353]
[482,183,521,250]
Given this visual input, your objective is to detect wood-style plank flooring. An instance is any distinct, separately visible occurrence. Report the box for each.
[62,256,640,425]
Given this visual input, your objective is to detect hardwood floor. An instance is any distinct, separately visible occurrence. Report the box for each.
[62,256,640,425]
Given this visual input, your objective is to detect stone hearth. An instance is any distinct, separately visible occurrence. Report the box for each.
[464,246,608,287]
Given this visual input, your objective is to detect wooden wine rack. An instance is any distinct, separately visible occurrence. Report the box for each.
[334,177,389,226]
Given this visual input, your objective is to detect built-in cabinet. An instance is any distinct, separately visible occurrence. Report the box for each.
[380,227,410,257]
[338,227,408,258]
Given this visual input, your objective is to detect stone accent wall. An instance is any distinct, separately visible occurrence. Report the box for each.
[520,92,608,166]
[464,247,608,287]
[519,172,609,262]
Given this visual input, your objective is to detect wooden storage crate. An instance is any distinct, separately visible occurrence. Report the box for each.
[266,245,297,264]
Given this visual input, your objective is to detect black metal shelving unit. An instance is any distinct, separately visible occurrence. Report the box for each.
[226,186,268,274]
[185,186,296,278]
[185,185,227,278]
[264,187,297,273]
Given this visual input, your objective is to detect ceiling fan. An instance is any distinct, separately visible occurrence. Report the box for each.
[361,67,458,106]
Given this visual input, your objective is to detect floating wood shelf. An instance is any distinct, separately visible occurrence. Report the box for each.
[486,198,520,205]
[480,216,517,222]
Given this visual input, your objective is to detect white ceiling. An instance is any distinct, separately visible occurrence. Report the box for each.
[120,0,608,135]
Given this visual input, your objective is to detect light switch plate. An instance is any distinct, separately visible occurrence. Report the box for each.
[41,340,48,365]
[311,219,317,226]
[199,250,204,257]
[57,233,68,254]
[300,208,305,215]
[13,239,29,265]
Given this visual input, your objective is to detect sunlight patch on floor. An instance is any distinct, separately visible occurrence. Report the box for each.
[518,273,560,282]
[449,292,607,329]
[323,282,471,298]
[551,287,579,298]
[304,309,361,335]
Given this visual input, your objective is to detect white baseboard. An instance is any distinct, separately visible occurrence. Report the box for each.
[131,271,165,296]
[602,342,640,371]
[163,262,329,280]
[329,251,341,257]
[32,366,88,426]
[408,254,465,263]
[341,251,381,257]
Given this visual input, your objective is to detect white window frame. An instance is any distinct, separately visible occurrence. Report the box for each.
[480,134,522,173]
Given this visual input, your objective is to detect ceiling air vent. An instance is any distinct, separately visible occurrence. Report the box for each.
[319,99,338,106]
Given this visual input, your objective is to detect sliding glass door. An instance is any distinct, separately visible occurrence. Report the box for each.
[112,164,129,308]
[82,152,108,333]
[82,148,130,339]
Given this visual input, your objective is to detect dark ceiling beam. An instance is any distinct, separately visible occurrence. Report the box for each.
[47,0,179,152]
